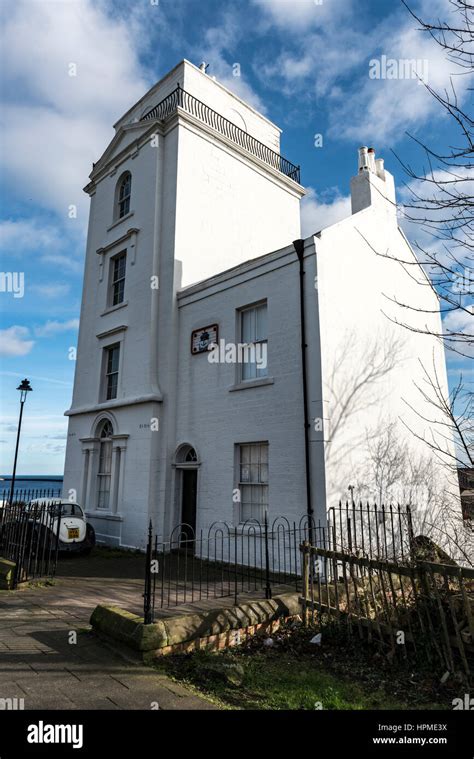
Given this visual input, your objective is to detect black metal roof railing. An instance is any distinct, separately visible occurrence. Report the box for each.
[141,84,300,184]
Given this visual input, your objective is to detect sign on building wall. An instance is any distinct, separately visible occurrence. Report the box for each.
[191,324,218,354]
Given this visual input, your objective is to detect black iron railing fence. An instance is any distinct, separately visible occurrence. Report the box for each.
[143,514,325,623]
[141,84,301,184]
[328,501,415,563]
[301,543,474,681]
[0,502,63,587]
[143,502,415,621]
[1,488,62,505]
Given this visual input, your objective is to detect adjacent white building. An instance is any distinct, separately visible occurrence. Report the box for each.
[63,60,459,552]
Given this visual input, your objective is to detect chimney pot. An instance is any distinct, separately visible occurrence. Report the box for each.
[358,146,369,172]
[375,157,385,179]
[367,147,376,173]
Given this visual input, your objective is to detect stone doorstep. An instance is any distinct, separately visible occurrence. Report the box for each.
[90,592,300,659]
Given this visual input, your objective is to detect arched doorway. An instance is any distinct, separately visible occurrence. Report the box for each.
[174,445,199,541]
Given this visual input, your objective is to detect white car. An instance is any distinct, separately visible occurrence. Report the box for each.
[26,499,96,554]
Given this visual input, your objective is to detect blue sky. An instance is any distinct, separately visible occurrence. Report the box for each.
[0,0,471,474]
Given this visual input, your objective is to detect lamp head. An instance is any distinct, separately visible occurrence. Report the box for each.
[17,379,33,392]
[17,378,33,401]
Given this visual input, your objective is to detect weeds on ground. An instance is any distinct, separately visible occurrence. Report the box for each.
[153,620,468,710]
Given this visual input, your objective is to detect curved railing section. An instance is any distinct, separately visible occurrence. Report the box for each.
[141,84,301,184]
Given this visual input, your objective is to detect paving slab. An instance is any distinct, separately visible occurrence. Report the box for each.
[0,563,217,710]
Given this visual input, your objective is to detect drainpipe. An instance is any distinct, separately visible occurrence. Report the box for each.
[293,239,313,524]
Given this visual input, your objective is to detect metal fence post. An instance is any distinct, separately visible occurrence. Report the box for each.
[234,527,238,606]
[143,521,154,625]
[264,511,272,599]
[406,505,416,562]
[176,81,183,108]
[52,503,62,578]
[11,511,22,589]
[301,540,310,626]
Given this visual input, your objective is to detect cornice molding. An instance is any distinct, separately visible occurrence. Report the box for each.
[84,122,164,191]
[96,324,128,340]
[96,227,139,256]
[65,393,163,417]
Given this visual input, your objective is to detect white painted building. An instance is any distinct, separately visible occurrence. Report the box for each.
[63,60,460,553]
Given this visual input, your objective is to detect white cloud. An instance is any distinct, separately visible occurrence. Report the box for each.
[0,220,64,255]
[0,218,84,273]
[251,0,351,30]
[251,0,366,101]
[38,253,83,273]
[34,319,79,338]
[252,0,471,145]
[0,371,73,388]
[397,169,474,284]
[443,309,473,333]
[31,283,71,299]
[443,310,474,359]
[330,22,470,144]
[24,441,67,456]
[0,326,34,356]
[0,0,150,220]
[1,107,109,222]
[255,25,366,100]
[195,10,267,114]
[301,187,351,237]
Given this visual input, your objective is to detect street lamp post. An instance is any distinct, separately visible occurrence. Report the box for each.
[8,379,33,505]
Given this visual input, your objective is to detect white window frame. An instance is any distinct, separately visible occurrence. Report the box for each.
[97,420,113,510]
[238,301,268,382]
[102,343,120,401]
[237,442,269,524]
[115,172,131,221]
[108,250,127,307]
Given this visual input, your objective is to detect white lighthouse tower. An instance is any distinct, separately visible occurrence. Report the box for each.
[63,60,304,547]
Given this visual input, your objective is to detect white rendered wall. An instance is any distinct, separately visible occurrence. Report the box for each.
[314,178,461,554]
[63,59,303,547]
[174,122,302,286]
[115,59,303,288]
[172,245,323,533]
[65,61,460,556]
[63,122,175,546]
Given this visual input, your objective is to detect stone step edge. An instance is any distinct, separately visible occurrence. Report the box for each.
[90,592,300,656]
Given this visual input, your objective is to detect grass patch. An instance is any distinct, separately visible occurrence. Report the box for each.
[156,651,402,710]
[152,623,460,710]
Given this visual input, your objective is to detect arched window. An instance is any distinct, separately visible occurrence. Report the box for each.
[100,420,113,439]
[175,444,198,465]
[116,172,131,219]
[97,419,113,509]
[185,447,198,463]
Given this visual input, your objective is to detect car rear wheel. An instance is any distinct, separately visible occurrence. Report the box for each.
[81,523,96,555]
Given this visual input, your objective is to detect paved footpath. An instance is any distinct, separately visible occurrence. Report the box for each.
[0,574,217,711]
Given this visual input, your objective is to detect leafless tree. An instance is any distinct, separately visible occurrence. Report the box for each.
[393,1,473,360]
[401,355,473,468]
[360,421,473,565]
[365,422,407,505]
[367,1,474,475]
[324,331,404,497]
